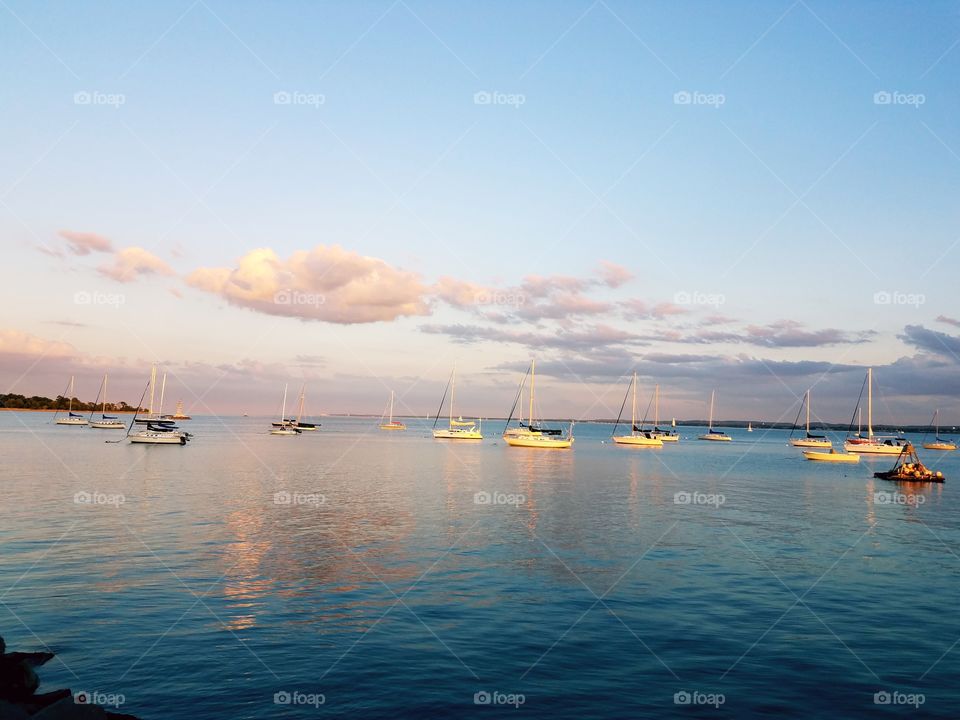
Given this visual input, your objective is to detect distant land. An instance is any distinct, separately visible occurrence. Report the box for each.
[0,393,144,413]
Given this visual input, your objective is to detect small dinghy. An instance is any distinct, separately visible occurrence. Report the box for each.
[873,443,944,483]
[803,448,859,463]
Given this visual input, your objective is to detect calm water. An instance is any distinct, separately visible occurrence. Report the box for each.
[1,412,959,718]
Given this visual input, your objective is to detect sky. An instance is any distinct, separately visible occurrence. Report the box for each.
[1,0,959,424]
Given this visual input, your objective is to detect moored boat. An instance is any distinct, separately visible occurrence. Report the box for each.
[270,384,301,435]
[612,372,662,447]
[803,449,860,463]
[843,369,904,455]
[89,374,125,429]
[788,389,832,448]
[379,390,406,431]
[54,376,88,426]
[433,365,483,440]
[698,390,731,441]
[502,360,573,448]
[922,410,956,451]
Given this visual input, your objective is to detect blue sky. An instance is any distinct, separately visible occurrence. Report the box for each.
[2,0,959,422]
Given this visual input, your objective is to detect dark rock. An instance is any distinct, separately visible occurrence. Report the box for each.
[0,657,39,700]
[32,697,108,718]
[5,652,54,668]
[0,699,30,720]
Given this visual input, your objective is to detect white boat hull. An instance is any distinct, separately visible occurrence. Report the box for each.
[433,429,483,440]
[804,450,860,463]
[130,431,188,445]
[56,418,88,426]
[653,433,680,443]
[789,438,833,448]
[923,442,957,451]
[699,434,731,441]
[843,441,904,455]
[503,434,573,449]
[90,421,125,429]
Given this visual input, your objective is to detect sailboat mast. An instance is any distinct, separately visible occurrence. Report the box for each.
[450,364,456,425]
[654,384,660,427]
[529,359,535,426]
[280,383,288,423]
[158,373,167,416]
[297,385,305,423]
[867,367,873,438]
[631,372,637,433]
[103,374,108,414]
[389,390,394,423]
[148,366,156,415]
[708,390,715,430]
[806,389,811,433]
[68,375,74,413]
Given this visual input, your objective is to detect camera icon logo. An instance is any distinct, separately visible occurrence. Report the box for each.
[474,691,492,705]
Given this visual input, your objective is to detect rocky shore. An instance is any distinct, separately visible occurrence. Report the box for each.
[0,637,140,719]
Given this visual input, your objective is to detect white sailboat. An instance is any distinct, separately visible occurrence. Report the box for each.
[502,359,573,448]
[433,365,483,440]
[698,390,731,441]
[127,372,192,445]
[843,368,904,455]
[788,389,832,448]
[612,372,662,447]
[270,384,301,435]
[54,375,88,425]
[379,390,406,430]
[747,422,753,432]
[293,386,319,430]
[89,374,125,429]
[650,384,679,442]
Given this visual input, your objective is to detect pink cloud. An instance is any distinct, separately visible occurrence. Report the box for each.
[597,261,633,288]
[186,245,429,324]
[98,247,175,283]
[58,230,115,255]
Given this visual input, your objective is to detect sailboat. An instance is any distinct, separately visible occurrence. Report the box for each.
[433,365,483,440]
[89,374,125,429]
[379,390,406,430]
[788,389,832,448]
[134,366,166,424]
[127,375,192,445]
[923,409,956,451]
[54,376,88,425]
[843,368,905,455]
[650,385,679,442]
[747,422,753,432]
[502,360,573,448]
[698,390,731,441]
[270,384,301,435]
[293,386,319,430]
[612,372,662,447]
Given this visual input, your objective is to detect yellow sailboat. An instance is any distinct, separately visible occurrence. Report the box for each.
[502,360,573,449]
[433,365,482,440]
[922,410,956,451]
[612,372,662,447]
[379,390,406,431]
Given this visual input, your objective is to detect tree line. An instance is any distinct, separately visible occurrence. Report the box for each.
[0,394,144,412]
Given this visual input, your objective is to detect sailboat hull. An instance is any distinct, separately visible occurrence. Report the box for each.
[504,434,572,448]
[130,432,188,445]
[433,429,483,440]
[789,438,832,448]
[652,433,679,443]
[923,441,957,451]
[613,435,662,447]
[56,418,88,426]
[698,433,731,441]
[90,421,125,429]
[843,441,904,455]
[380,423,406,431]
